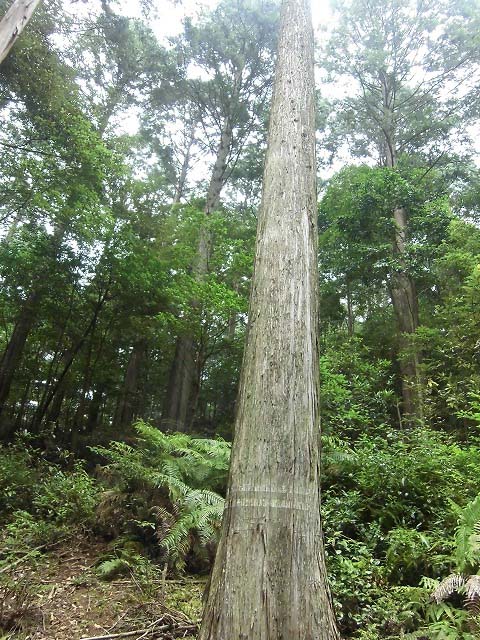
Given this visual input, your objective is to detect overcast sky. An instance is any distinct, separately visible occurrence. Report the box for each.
[115,0,335,42]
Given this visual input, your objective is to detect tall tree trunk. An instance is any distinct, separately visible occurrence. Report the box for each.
[381,75,423,423]
[0,0,41,65]
[162,114,234,432]
[390,206,423,422]
[173,121,196,204]
[199,1,339,637]
[161,335,196,432]
[346,280,354,337]
[113,338,147,431]
[0,290,39,422]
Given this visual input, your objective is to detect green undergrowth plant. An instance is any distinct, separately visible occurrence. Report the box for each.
[4,463,98,549]
[404,493,480,639]
[94,537,161,596]
[92,420,231,571]
[0,444,98,552]
[0,446,37,519]
[321,429,480,638]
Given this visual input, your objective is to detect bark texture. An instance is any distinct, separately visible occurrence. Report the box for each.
[390,206,423,422]
[380,74,424,423]
[0,290,39,425]
[198,1,339,637]
[162,116,234,432]
[0,0,41,65]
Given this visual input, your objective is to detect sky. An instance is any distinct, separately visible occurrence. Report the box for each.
[116,0,336,42]
[65,0,478,179]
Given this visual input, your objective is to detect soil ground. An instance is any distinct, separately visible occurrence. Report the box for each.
[0,540,204,640]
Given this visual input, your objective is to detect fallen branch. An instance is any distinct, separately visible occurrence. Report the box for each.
[0,537,70,575]
[79,626,170,640]
[79,621,198,640]
[0,543,49,574]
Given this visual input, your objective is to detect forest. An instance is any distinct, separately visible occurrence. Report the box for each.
[0,0,480,638]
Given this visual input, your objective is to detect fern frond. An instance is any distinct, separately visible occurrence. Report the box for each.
[455,494,480,572]
[431,573,466,603]
[465,575,480,615]
[96,558,130,581]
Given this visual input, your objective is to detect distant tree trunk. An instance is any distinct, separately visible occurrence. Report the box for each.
[0,0,41,65]
[198,0,340,637]
[381,76,423,423]
[173,121,196,204]
[0,290,39,424]
[85,385,104,433]
[390,206,423,422]
[14,378,31,428]
[30,287,109,433]
[113,338,147,430]
[346,280,354,337]
[45,374,69,427]
[162,114,235,432]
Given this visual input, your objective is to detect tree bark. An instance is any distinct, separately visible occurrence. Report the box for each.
[390,206,424,422]
[161,335,196,432]
[0,290,39,423]
[198,1,339,637]
[113,338,147,431]
[380,74,424,423]
[162,115,234,432]
[0,0,41,65]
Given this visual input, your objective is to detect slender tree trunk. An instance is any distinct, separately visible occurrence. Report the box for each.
[173,121,196,204]
[45,376,69,427]
[162,115,234,432]
[113,338,147,430]
[390,206,424,422]
[30,288,108,432]
[0,290,39,422]
[381,77,423,423]
[0,0,41,65]
[199,1,339,637]
[346,280,354,337]
[85,385,104,433]
[72,331,96,432]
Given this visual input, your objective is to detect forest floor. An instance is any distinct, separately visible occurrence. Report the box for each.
[0,539,204,640]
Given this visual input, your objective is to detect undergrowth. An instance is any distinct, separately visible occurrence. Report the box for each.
[1,420,480,639]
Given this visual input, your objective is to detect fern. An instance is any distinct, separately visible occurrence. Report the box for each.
[96,558,130,580]
[431,573,466,604]
[424,494,480,634]
[455,493,480,573]
[465,575,480,615]
[91,421,230,570]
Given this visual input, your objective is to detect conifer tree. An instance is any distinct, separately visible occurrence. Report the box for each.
[198,0,339,637]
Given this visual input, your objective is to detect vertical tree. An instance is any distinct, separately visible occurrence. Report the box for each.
[161,0,278,432]
[198,0,339,637]
[323,0,480,422]
[0,0,41,65]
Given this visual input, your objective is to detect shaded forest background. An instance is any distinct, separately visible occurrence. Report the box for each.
[1,0,480,638]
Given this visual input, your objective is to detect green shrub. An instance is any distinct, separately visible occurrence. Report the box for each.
[32,463,98,527]
[321,428,480,638]
[0,446,36,519]
[92,420,230,570]
[0,451,98,548]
